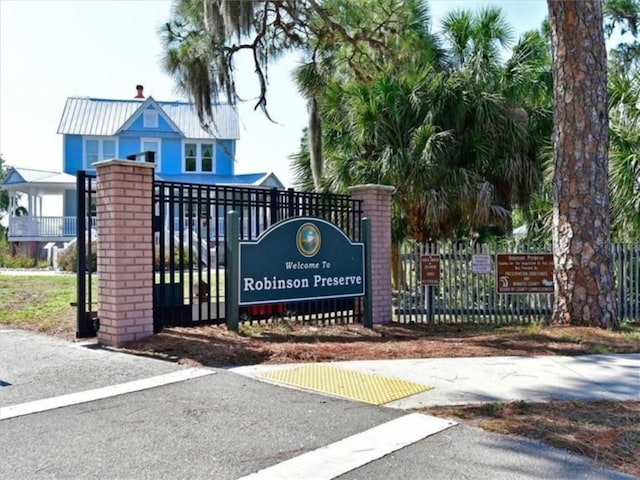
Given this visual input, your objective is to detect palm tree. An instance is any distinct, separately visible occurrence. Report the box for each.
[433,8,552,238]
[608,69,640,240]
[292,7,553,244]
[292,0,444,191]
[606,1,640,241]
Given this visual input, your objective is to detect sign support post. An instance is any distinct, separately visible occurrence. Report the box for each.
[362,218,373,328]
[226,211,239,332]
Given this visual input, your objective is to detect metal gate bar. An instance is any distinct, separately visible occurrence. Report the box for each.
[75,170,97,338]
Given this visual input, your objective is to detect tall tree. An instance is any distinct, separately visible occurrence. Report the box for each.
[162,0,437,191]
[608,71,640,241]
[547,0,618,328]
[299,8,551,243]
[606,0,640,241]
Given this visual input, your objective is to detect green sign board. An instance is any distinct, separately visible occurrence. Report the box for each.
[238,217,365,305]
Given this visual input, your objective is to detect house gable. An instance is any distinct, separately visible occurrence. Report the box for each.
[116,97,183,137]
[2,169,26,185]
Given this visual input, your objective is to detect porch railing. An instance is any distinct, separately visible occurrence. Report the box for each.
[8,216,98,238]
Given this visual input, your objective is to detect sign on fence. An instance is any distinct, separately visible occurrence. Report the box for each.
[496,253,554,294]
[472,254,492,274]
[420,254,441,285]
[239,217,365,305]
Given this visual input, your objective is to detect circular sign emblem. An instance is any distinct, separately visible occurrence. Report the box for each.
[296,223,321,257]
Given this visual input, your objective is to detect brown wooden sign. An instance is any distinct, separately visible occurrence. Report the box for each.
[420,254,441,285]
[496,253,554,294]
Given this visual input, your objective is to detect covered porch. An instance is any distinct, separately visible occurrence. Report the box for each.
[1,167,89,242]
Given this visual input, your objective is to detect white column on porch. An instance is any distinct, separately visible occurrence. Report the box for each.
[28,189,35,235]
[7,193,15,233]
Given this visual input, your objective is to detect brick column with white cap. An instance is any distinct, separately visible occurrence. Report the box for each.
[349,184,394,324]
[95,159,154,347]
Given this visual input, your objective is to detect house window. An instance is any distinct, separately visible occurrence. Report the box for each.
[143,110,158,128]
[184,142,215,173]
[84,138,117,168]
[141,138,161,170]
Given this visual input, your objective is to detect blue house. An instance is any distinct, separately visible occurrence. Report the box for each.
[1,87,284,257]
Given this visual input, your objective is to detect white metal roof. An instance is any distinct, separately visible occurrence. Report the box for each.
[1,167,77,191]
[57,96,240,139]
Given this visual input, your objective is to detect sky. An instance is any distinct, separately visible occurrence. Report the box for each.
[0,0,550,188]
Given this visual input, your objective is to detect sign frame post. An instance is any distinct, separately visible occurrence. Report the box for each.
[226,210,239,332]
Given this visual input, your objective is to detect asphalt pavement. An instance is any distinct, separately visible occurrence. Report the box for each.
[0,327,637,480]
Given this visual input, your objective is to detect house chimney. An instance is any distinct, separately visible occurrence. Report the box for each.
[134,84,145,99]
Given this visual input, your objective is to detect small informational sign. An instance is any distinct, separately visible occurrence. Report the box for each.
[472,254,492,274]
[420,254,441,285]
[496,253,554,294]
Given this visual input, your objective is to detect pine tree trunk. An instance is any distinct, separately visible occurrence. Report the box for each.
[547,0,618,328]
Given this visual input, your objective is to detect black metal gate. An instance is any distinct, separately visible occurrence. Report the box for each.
[153,181,363,331]
[76,170,98,338]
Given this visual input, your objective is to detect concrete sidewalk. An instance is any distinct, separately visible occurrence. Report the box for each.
[231,353,640,407]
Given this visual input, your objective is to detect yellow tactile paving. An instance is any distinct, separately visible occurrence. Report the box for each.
[259,364,432,405]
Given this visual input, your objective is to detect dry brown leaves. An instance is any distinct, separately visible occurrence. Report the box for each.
[424,401,640,478]
[119,321,640,367]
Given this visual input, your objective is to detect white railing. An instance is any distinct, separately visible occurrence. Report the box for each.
[172,217,227,239]
[8,216,98,238]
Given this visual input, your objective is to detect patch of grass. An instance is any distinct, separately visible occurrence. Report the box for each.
[422,401,640,478]
[239,318,302,337]
[620,321,640,341]
[0,275,78,338]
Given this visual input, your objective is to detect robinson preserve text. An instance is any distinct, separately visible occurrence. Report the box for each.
[243,274,363,291]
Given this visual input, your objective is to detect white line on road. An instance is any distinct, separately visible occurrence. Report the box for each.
[0,368,214,420]
[237,413,457,480]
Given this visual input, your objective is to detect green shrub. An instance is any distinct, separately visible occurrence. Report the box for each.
[58,242,97,272]
[0,252,43,268]
[154,246,198,270]
[0,235,47,268]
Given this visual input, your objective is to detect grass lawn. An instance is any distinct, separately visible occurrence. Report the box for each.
[0,274,80,338]
[1,272,639,476]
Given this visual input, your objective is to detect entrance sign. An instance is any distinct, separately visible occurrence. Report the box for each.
[472,254,492,274]
[496,253,554,294]
[420,254,441,285]
[239,217,365,305]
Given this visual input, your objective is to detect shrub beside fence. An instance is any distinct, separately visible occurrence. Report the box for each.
[394,242,639,325]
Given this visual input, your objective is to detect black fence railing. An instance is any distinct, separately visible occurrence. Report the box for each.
[152,181,363,330]
[76,170,98,338]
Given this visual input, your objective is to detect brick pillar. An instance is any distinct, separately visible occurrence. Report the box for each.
[349,184,394,324]
[95,159,155,347]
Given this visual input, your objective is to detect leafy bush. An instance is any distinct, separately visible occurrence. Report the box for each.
[154,246,198,270]
[0,252,44,268]
[0,235,47,268]
[57,242,97,272]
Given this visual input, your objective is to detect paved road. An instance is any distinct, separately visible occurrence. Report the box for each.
[0,328,636,480]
